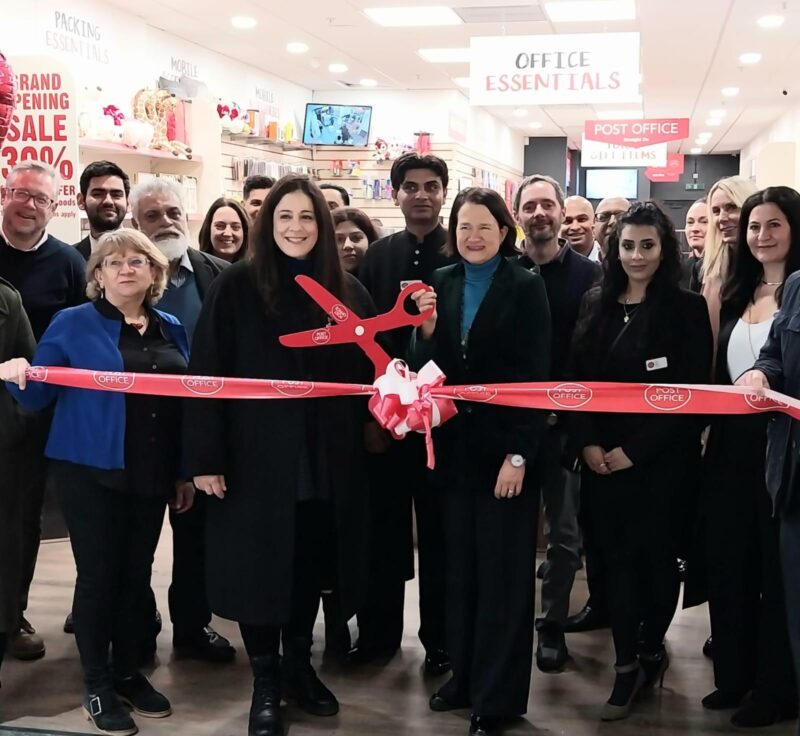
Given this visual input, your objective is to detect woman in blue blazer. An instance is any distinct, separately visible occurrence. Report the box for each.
[0,229,190,736]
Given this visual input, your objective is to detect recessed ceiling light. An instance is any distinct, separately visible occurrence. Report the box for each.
[286,42,309,54]
[697,131,712,138]
[328,63,349,74]
[453,77,470,88]
[231,15,257,29]
[364,6,462,27]
[418,47,471,63]
[529,122,543,129]
[757,14,785,29]
[706,118,722,126]
[513,108,528,117]
[545,0,635,22]
[709,109,727,118]
[360,78,378,87]
[739,52,762,65]
[595,108,644,120]
[695,137,710,145]
[721,86,740,97]
[690,147,703,154]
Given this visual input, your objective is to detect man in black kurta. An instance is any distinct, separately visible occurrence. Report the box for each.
[355,152,456,672]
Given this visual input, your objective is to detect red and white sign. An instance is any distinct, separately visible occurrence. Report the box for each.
[584,118,689,148]
[645,153,685,183]
[581,135,667,168]
[1,56,80,243]
[469,33,640,106]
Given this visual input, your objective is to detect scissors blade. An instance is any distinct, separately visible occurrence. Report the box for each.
[294,275,358,324]
[279,325,353,349]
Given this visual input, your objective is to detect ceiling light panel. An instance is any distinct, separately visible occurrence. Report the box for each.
[364,6,462,27]
[453,5,546,23]
[545,0,636,23]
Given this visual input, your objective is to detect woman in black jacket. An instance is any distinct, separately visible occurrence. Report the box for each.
[186,174,374,736]
[569,202,713,720]
[698,187,800,727]
[409,187,550,736]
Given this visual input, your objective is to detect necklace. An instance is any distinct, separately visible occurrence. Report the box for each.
[622,298,641,324]
[126,314,148,332]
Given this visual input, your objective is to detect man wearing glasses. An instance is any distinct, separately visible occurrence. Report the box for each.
[593,197,631,260]
[0,161,87,662]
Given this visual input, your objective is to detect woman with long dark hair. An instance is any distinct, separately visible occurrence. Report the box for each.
[410,187,550,736]
[198,197,250,263]
[569,202,712,721]
[332,207,379,274]
[185,174,375,736]
[696,186,800,727]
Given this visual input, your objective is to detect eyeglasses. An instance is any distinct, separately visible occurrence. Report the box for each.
[5,188,56,209]
[103,257,150,271]
[596,210,627,223]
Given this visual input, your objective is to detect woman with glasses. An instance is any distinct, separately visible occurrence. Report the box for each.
[0,229,192,736]
[569,202,712,721]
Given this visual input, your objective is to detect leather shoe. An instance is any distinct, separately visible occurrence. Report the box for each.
[702,636,713,659]
[701,689,747,710]
[536,560,551,580]
[83,690,138,736]
[563,605,609,634]
[8,618,45,661]
[470,714,501,735]
[429,678,470,712]
[536,627,568,672]
[731,698,798,727]
[174,625,236,663]
[64,612,75,634]
[424,648,451,676]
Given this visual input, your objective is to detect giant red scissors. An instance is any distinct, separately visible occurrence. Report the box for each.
[279,275,433,376]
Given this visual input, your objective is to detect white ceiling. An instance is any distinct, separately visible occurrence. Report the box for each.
[106,0,800,154]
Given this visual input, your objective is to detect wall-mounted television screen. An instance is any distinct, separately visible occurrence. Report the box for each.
[302,104,373,146]
[585,168,638,199]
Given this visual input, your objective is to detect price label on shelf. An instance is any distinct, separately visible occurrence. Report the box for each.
[1,56,80,243]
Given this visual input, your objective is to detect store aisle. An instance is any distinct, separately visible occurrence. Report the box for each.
[0,521,793,736]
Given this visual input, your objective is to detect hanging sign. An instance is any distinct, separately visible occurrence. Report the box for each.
[469,32,640,106]
[585,118,690,148]
[645,153,685,183]
[581,135,667,168]
[1,56,80,243]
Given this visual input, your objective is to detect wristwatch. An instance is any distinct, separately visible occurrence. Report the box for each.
[509,454,526,468]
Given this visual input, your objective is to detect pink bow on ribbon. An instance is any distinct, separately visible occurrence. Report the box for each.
[368,359,458,469]
[103,105,125,126]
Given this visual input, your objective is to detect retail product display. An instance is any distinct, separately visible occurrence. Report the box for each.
[133,88,193,158]
[0,52,16,145]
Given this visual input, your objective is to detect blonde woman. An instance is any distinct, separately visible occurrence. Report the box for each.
[701,176,759,343]
[0,229,191,736]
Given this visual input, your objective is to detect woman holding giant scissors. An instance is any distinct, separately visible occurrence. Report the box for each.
[185,174,376,736]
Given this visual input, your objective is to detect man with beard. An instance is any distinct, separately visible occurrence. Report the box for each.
[73,161,130,259]
[561,196,600,262]
[0,162,86,661]
[593,196,631,259]
[354,153,455,674]
[514,174,601,673]
[129,178,235,663]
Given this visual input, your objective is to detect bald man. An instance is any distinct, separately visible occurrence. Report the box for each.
[560,196,598,261]
[593,197,631,258]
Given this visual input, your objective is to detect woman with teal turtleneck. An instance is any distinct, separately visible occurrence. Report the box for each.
[410,187,551,736]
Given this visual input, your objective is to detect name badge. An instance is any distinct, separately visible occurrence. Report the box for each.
[400,279,423,291]
[646,357,668,371]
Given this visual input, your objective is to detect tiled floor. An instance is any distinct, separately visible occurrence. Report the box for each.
[0,521,795,736]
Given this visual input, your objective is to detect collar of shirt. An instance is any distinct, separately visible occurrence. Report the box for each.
[168,249,194,287]
[587,241,601,262]
[89,234,101,254]
[518,238,569,271]
[404,224,447,249]
[1,222,48,252]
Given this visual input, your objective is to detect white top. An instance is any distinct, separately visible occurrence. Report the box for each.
[1,222,48,251]
[727,317,774,381]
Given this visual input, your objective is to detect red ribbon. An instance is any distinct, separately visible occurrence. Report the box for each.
[23,367,800,469]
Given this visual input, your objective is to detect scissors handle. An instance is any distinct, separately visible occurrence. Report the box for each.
[376,282,434,331]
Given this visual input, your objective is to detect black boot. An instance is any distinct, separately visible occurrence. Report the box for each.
[282,636,339,716]
[249,655,283,736]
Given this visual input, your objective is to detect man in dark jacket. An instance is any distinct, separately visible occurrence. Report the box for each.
[129,178,233,662]
[0,161,86,661]
[73,160,130,260]
[0,278,35,683]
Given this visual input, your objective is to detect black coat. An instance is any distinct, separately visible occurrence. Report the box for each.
[0,278,36,632]
[186,248,228,297]
[569,287,713,554]
[754,271,800,513]
[408,258,551,475]
[183,261,375,625]
[73,236,91,261]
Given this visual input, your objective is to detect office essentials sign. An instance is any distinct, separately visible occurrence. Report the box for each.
[585,118,690,147]
[469,32,640,106]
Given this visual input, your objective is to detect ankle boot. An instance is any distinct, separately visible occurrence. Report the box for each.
[600,661,645,721]
[639,647,670,691]
[282,636,338,716]
[249,655,283,736]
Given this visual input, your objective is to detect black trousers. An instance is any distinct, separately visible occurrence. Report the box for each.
[356,437,446,654]
[240,501,336,657]
[707,478,796,704]
[52,462,166,690]
[442,465,538,717]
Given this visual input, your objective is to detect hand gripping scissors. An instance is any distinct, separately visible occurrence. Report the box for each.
[278,275,433,377]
